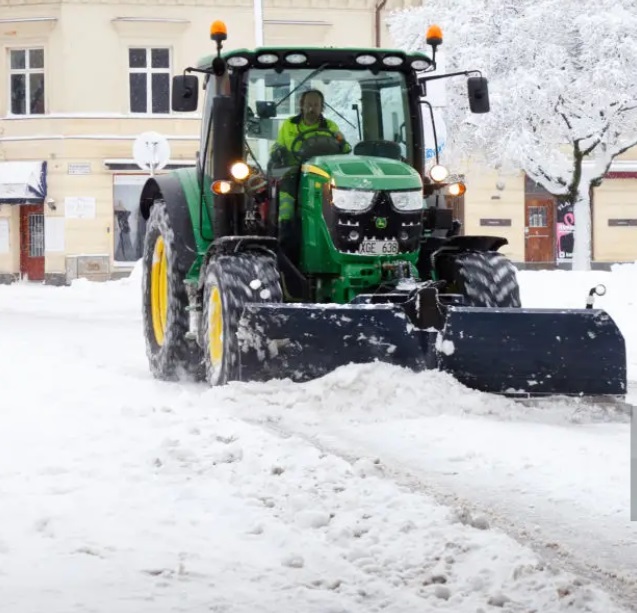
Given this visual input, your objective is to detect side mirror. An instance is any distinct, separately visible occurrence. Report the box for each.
[467,76,490,114]
[172,75,199,112]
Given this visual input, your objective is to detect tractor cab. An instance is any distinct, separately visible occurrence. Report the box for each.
[173,41,434,240]
[244,62,414,170]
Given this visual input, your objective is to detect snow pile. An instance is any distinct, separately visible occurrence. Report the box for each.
[0,259,143,319]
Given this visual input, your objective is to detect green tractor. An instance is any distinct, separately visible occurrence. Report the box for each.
[139,20,626,397]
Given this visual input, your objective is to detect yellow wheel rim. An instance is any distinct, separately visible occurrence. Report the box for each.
[208,286,223,369]
[150,236,168,346]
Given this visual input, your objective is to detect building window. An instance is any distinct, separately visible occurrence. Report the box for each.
[528,205,549,228]
[128,48,170,114]
[113,175,147,263]
[9,48,45,115]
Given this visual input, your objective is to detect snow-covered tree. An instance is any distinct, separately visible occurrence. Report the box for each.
[388,0,637,270]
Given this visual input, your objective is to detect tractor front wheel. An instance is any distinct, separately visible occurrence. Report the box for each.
[142,199,204,380]
[454,251,521,307]
[202,252,282,385]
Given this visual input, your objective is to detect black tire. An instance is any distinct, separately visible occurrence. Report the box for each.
[454,251,521,307]
[141,200,204,381]
[202,252,282,385]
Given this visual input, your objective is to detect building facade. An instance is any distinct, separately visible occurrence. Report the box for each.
[1,0,636,284]
[456,159,637,269]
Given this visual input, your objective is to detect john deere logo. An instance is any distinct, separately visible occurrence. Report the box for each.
[375,217,388,229]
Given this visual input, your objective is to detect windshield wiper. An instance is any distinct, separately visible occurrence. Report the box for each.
[322,100,357,131]
[274,63,328,109]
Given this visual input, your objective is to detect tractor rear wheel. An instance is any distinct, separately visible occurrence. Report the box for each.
[202,252,282,385]
[142,199,204,380]
[453,251,521,307]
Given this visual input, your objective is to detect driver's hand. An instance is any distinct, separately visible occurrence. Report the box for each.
[269,145,288,168]
[335,132,351,153]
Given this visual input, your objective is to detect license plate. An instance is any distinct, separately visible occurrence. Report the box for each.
[357,239,399,255]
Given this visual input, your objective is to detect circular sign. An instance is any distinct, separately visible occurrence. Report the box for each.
[132,131,171,172]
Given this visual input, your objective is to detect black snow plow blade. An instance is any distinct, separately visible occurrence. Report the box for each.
[438,307,626,396]
[237,303,626,397]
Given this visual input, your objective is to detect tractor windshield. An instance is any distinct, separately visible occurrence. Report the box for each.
[244,67,414,173]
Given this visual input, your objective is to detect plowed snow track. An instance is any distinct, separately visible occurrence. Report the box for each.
[239,411,637,611]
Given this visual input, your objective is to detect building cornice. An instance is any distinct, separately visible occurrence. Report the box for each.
[0,0,418,8]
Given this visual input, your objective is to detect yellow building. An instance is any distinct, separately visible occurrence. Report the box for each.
[1,0,635,283]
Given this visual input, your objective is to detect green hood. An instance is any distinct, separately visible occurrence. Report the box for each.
[303,155,423,191]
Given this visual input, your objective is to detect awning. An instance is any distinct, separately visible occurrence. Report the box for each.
[103,158,196,171]
[0,160,47,204]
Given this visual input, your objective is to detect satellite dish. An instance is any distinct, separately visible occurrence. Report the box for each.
[133,131,171,175]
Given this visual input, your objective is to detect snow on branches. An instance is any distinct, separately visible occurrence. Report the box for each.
[388,0,637,268]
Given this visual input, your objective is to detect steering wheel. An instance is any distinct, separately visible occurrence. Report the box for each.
[290,127,346,163]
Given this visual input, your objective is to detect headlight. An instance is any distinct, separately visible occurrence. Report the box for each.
[212,180,233,195]
[285,53,307,64]
[230,161,250,181]
[448,182,466,197]
[430,164,449,182]
[390,190,424,211]
[356,54,377,65]
[382,55,404,66]
[256,53,278,64]
[227,56,249,67]
[332,188,375,212]
[411,58,431,71]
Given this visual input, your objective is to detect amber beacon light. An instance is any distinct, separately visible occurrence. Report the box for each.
[210,20,228,42]
[426,24,443,46]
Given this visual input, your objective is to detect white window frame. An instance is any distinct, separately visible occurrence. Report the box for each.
[8,47,45,116]
[128,47,171,115]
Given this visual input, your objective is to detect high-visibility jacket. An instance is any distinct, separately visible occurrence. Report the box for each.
[271,114,350,164]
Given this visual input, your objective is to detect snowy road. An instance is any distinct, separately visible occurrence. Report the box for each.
[0,268,636,612]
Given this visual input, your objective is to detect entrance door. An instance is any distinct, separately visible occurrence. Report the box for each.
[19,204,45,281]
[524,198,555,262]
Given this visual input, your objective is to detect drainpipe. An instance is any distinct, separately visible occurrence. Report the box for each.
[374,0,388,47]
[254,0,264,46]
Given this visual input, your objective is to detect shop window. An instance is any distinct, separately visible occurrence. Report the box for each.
[113,175,147,262]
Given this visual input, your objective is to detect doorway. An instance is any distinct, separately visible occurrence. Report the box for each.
[524,198,555,262]
[524,176,556,263]
[19,204,45,281]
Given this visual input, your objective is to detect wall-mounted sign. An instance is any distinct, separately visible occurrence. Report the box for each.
[608,219,637,226]
[68,163,92,175]
[65,196,96,219]
[480,218,511,226]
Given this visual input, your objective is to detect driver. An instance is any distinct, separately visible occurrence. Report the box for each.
[270,89,350,167]
[270,89,351,229]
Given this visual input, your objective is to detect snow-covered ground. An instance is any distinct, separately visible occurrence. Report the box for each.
[0,263,635,612]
